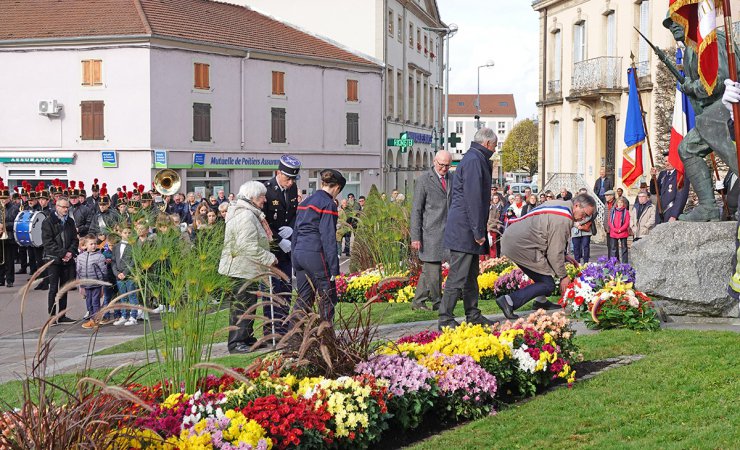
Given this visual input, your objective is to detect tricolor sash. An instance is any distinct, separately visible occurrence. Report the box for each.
[506,205,573,225]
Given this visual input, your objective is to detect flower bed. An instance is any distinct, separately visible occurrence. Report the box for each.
[32,310,577,450]
[338,257,518,304]
[560,257,660,331]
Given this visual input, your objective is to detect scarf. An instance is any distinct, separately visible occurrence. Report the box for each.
[247,199,273,241]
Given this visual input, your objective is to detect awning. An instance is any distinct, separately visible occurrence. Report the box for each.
[0,152,76,164]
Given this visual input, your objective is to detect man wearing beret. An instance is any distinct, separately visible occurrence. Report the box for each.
[262,155,301,337]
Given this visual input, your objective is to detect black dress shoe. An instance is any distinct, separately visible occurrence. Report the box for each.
[438,319,461,331]
[57,316,76,324]
[532,301,563,311]
[229,344,252,354]
[15,268,27,275]
[495,295,519,320]
[468,316,498,327]
[34,283,49,291]
[6,282,13,288]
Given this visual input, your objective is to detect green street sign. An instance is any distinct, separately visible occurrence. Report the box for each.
[387,132,414,153]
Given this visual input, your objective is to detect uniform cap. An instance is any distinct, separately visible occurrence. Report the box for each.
[278,154,301,178]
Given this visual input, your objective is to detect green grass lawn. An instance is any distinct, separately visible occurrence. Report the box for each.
[409,329,740,449]
[96,298,532,356]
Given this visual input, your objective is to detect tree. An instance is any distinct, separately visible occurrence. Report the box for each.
[500,119,539,176]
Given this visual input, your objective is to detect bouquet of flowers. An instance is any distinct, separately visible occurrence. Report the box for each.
[560,257,637,318]
[493,269,533,297]
[585,280,660,331]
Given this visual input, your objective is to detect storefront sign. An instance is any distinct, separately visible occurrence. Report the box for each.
[206,156,280,169]
[101,151,118,168]
[193,153,206,168]
[387,132,414,153]
[0,153,76,164]
[154,150,168,168]
[404,131,433,145]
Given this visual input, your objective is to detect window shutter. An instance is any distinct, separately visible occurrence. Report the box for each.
[272,71,285,95]
[204,104,211,141]
[93,101,104,139]
[82,61,90,85]
[193,103,211,141]
[194,64,201,88]
[347,80,358,101]
[271,108,286,143]
[346,113,359,145]
[81,101,93,139]
[92,60,102,85]
[203,64,210,89]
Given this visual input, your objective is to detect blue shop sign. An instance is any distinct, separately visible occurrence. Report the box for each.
[101,151,117,168]
[154,150,168,168]
[193,153,206,168]
[404,131,433,145]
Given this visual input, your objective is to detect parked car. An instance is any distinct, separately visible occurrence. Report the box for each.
[509,183,539,195]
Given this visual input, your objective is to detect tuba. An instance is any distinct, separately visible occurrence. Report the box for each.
[153,169,181,211]
[0,202,7,240]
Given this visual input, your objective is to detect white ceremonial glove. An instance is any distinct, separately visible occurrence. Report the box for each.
[716,180,725,191]
[278,239,292,253]
[278,226,293,239]
[722,79,740,120]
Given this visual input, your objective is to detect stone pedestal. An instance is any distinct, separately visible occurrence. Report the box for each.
[632,221,740,318]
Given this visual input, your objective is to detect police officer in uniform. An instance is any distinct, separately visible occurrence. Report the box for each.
[292,169,346,322]
[262,155,301,336]
[650,160,690,224]
[0,182,20,287]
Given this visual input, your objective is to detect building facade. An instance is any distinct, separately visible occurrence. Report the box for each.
[532,0,677,191]
[0,0,382,198]
[228,0,446,194]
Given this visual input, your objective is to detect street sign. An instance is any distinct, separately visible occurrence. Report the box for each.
[386,132,414,153]
[449,132,462,148]
[101,151,117,168]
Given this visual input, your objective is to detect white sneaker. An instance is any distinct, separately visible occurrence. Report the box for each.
[124,317,138,326]
[83,311,90,320]
[113,317,127,326]
[151,305,164,314]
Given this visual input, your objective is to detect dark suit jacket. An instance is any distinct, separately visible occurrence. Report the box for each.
[593,176,614,200]
[41,212,78,264]
[411,168,453,262]
[650,170,689,223]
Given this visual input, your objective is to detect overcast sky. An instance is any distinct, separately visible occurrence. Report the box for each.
[437,0,540,121]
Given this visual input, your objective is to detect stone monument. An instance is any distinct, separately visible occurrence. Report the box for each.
[632,221,740,317]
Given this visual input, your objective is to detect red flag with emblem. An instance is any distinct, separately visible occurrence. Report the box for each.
[669,0,719,95]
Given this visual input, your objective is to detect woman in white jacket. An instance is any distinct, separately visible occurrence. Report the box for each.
[218,181,277,354]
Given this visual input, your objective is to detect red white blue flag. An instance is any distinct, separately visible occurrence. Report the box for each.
[622,68,645,187]
[669,47,696,188]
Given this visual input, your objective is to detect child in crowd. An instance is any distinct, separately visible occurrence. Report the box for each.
[112,225,139,326]
[97,230,117,325]
[76,234,108,329]
[608,197,630,263]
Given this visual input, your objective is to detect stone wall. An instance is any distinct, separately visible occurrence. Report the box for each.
[632,221,740,318]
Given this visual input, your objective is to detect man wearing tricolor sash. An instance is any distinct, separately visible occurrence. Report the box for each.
[497,194,596,319]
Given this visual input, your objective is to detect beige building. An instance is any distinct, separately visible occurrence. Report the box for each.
[531,0,740,193]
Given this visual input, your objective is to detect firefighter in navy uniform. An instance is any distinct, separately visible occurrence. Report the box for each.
[291,169,346,323]
[262,154,301,336]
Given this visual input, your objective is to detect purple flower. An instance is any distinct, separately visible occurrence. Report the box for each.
[579,257,636,289]
[355,355,435,396]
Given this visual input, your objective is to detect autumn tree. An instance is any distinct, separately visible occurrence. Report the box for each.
[500,119,538,176]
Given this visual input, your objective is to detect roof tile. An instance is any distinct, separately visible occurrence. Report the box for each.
[448,94,517,117]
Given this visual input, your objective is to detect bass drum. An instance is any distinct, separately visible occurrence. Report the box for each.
[14,210,46,247]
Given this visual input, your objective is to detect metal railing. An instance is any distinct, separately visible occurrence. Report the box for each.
[547,79,562,99]
[635,60,650,80]
[734,21,740,46]
[571,56,622,94]
[542,172,606,243]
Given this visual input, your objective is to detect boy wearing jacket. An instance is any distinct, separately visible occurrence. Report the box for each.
[76,234,108,329]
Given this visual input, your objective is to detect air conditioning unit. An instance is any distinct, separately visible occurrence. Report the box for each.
[38,100,61,116]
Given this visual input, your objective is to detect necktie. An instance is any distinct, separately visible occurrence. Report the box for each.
[440,176,447,191]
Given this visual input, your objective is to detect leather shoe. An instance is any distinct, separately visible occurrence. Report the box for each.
[57,316,76,324]
[411,302,431,311]
[15,269,26,275]
[496,295,519,320]
[532,300,563,311]
[35,283,49,291]
[229,344,252,354]
[468,315,498,327]
[438,319,460,331]
[6,282,13,288]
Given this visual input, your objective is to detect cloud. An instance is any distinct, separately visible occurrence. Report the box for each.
[438,0,539,120]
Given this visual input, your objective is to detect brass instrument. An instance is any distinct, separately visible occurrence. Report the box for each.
[0,202,7,240]
[153,169,181,212]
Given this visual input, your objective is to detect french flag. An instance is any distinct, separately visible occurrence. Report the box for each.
[668,47,696,187]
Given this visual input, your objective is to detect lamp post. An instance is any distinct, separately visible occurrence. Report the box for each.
[424,24,458,151]
[476,61,494,129]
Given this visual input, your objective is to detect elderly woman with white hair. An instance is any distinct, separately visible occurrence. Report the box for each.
[218,181,277,354]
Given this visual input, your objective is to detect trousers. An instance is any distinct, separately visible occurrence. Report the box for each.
[509,266,556,310]
[412,261,442,309]
[84,286,102,316]
[0,240,17,284]
[293,250,337,323]
[572,236,591,263]
[265,252,292,336]
[610,237,629,263]
[438,251,483,326]
[228,279,257,351]
[116,279,138,319]
[48,262,75,316]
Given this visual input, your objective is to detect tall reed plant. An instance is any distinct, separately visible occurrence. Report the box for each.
[129,224,232,395]
[350,186,411,275]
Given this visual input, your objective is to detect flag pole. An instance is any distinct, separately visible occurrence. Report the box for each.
[721,0,740,172]
[630,54,662,215]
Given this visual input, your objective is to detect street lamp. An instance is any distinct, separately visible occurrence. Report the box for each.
[476,61,494,129]
[424,24,458,151]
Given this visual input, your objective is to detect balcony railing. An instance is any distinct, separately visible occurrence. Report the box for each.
[547,79,562,100]
[571,56,622,96]
[735,21,740,46]
[635,60,650,81]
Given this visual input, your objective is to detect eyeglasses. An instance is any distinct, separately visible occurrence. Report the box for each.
[435,160,451,168]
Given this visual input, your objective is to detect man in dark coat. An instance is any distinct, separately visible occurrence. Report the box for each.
[593,168,613,204]
[410,150,452,311]
[438,129,498,329]
[262,154,301,336]
[650,161,689,224]
[41,196,79,323]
